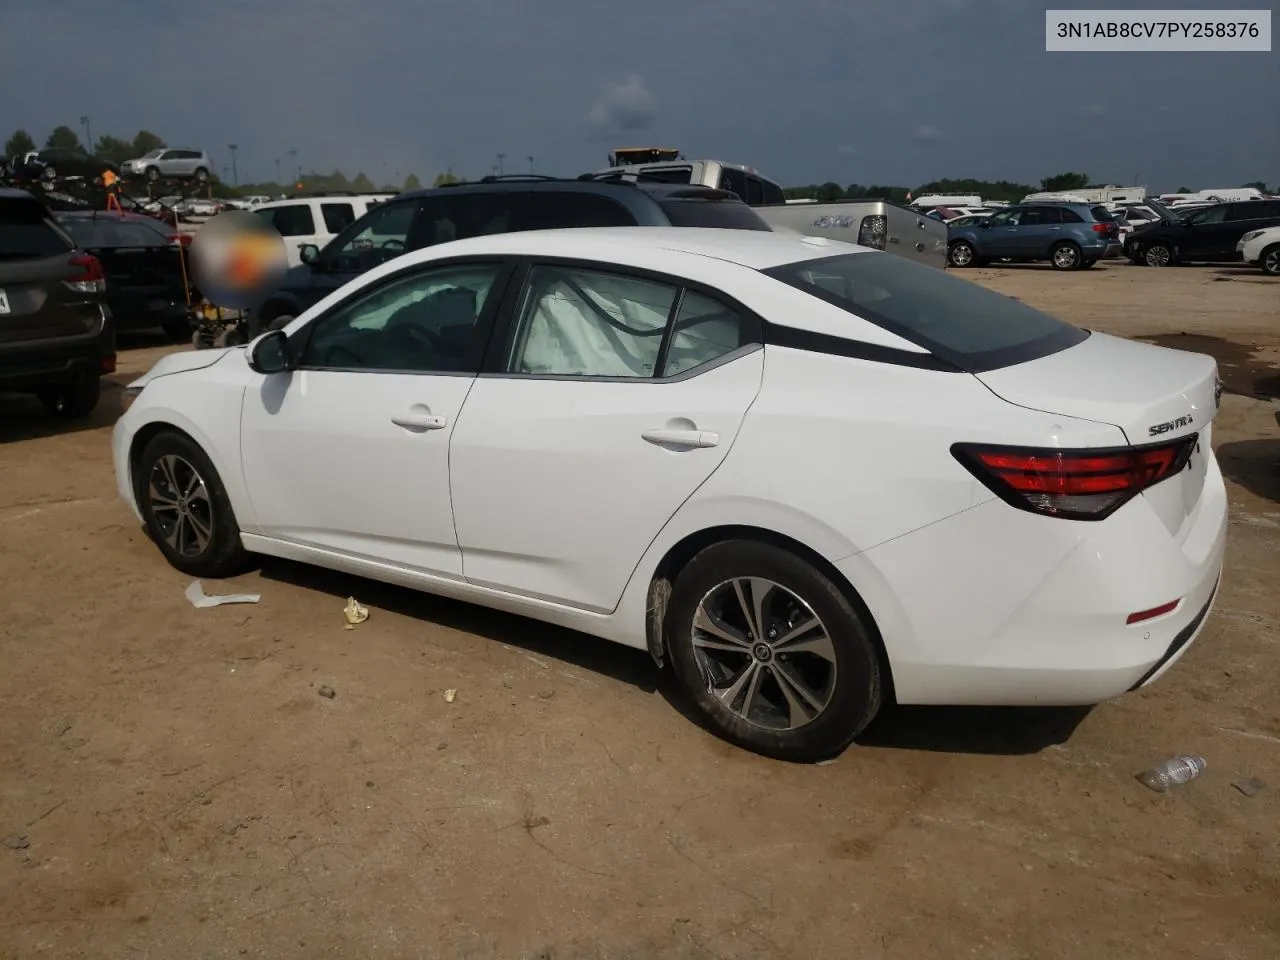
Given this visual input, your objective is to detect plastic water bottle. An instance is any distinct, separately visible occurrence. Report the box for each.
[1137,756,1206,792]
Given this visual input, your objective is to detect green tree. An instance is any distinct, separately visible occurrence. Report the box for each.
[1176,186,1193,193]
[350,172,376,192]
[1242,180,1271,193]
[93,134,134,165]
[816,181,844,202]
[403,173,422,192]
[1039,171,1091,192]
[131,130,166,156]
[4,129,36,156]
[45,125,83,151]
[432,171,461,187]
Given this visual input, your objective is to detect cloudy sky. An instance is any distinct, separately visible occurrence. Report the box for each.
[2,0,1274,191]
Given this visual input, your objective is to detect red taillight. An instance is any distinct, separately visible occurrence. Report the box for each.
[1092,223,1109,233]
[64,253,106,294]
[951,435,1198,520]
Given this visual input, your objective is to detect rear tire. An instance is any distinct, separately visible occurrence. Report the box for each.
[194,167,209,184]
[37,375,100,419]
[665,540,882,763]
[1050,241,1083,271]
[136,430,249,578]
[1260,244,1280,277]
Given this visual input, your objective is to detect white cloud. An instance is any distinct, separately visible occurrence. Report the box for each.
[911,124,944,142]
[585,74,657,135]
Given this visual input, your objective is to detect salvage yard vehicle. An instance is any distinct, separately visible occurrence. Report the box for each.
[947,202,1122,270]
[55,210,196,339]
[0,189,114,417]
[587,157,947,268]
[252,194,395,267]
[114,228,1226,762]
[1125,198,1280,267]
[245,178,771,337]
[1236,225,1280,276]
[122,148,213,184]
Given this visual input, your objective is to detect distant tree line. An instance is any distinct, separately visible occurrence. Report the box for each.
[6,127,1272,201]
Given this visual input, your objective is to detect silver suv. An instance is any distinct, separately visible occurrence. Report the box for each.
[123,149,212,184]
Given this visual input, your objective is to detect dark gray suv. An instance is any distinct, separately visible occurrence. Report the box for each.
[244,177,771,337]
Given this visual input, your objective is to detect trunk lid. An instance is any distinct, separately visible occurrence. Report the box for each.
[975,331,1219,538]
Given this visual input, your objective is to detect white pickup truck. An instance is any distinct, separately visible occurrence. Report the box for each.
[588,157,947,269]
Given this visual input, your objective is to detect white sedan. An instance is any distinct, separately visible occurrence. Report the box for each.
[112,227,1227,762]
[1237,225,1280,276]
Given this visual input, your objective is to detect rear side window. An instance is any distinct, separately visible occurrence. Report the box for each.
[406,192,523,249]
[718,167,748,200]
[1060,208,1085,223]
[321,202,356,233]
[760,179,786,205]
[0,200,72,259]
[267,204,316,236]
[522,192,636,230]
[1089,205,1115,222]
[657,199,771,231]
[762,252,1089,372]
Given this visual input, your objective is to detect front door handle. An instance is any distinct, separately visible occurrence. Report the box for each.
[391,413,447,431]
[642,427,719,448]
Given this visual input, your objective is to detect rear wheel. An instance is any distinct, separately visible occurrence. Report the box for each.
[665,540,882,763]
[1050,242,1083,271]
[194,167,209,184]
[948,240,977,268]
[146,166,160,183]
[1144,242,1175,267]
[136,430,249,577]
[37,375,100,419]
[1260,244,1280,276]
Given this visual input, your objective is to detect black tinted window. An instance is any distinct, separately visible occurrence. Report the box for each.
[744,177,764,206]
[717,167,748,201]
[59,217,166,247]
[762,252,1088,372]
[1060,207,1085,223]
[657,199,771,231]
[268,204,316,236]
[1089,205,1115,222]
[760,179,786,205]
[327,200,417,274]
[635,167,693,184]
[406,192,523,249]
[522,192,636,230]
[0,201,72,258]
[321,202,356,233]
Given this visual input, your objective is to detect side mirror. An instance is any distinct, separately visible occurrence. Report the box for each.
[247,329,291,374]
[298,243,321,266]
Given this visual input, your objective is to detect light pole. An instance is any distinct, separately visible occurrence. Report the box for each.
[287,149,298,182]
[79,116,93,154]
[227,144,239,185]
[497,153,505,176]
[275,157,281,183]
[528,155,534,174]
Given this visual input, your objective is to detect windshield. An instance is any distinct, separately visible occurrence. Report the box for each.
[142,149,165,159]
[0,200,73,259]
[762,252,1089,372]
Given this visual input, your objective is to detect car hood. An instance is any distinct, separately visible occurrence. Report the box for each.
[128,347,235,389]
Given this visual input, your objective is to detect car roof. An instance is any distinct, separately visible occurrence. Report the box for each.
[386,226,868,271]
[393,179,737,203]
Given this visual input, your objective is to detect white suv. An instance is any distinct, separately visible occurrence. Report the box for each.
[252,194,395,266]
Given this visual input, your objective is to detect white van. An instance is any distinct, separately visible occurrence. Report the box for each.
[253,194,395,266]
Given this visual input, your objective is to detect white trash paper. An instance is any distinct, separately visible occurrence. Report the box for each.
[186,580,261,608]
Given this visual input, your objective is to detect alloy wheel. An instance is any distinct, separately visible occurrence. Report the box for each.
[949,243,973,267]
[1145,245,1172,267]
[1263,247,1280,276]
[690,577,838,732]
[148,454,214,557]
[1053,245,1079,269]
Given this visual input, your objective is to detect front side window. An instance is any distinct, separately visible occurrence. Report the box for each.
[506,266,676,377]
[327,200,417,273]
[300,263,502,373]
[1183,205,1226,225]
[987,208,1023,227]
[406,192,523,249]
[763,252,1088,371]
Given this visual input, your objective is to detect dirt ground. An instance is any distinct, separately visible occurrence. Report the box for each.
[1,261,1277,960]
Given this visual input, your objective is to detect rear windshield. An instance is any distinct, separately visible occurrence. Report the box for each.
[762,252,1089,372]
[0,199,72,260]
[59,217,167,248]
[658,199,771,231]
[1089,205,1115,222]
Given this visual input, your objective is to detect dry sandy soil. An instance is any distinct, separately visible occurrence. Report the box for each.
[1,262,1277,960]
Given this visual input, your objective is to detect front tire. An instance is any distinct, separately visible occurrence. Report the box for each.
[1050,241,1083,271]
[665,540,882,763]
[947,240,977,268]
[194,167,209,183]
[1144,242,1175,267]
[1260,244,1280,276]
[136,430,249,577]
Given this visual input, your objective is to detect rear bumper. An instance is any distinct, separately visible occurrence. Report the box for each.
[842,451,1230,706]
[0,305,116,389]
[1100,241,1123,259]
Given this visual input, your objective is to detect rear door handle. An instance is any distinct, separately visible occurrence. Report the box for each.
[642,428,719,448]
[391,413,447,431]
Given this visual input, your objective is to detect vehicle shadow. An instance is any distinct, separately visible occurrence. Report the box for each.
[0,375,126,444]
[258,557,1094,758]
[1216,438,1280,503]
